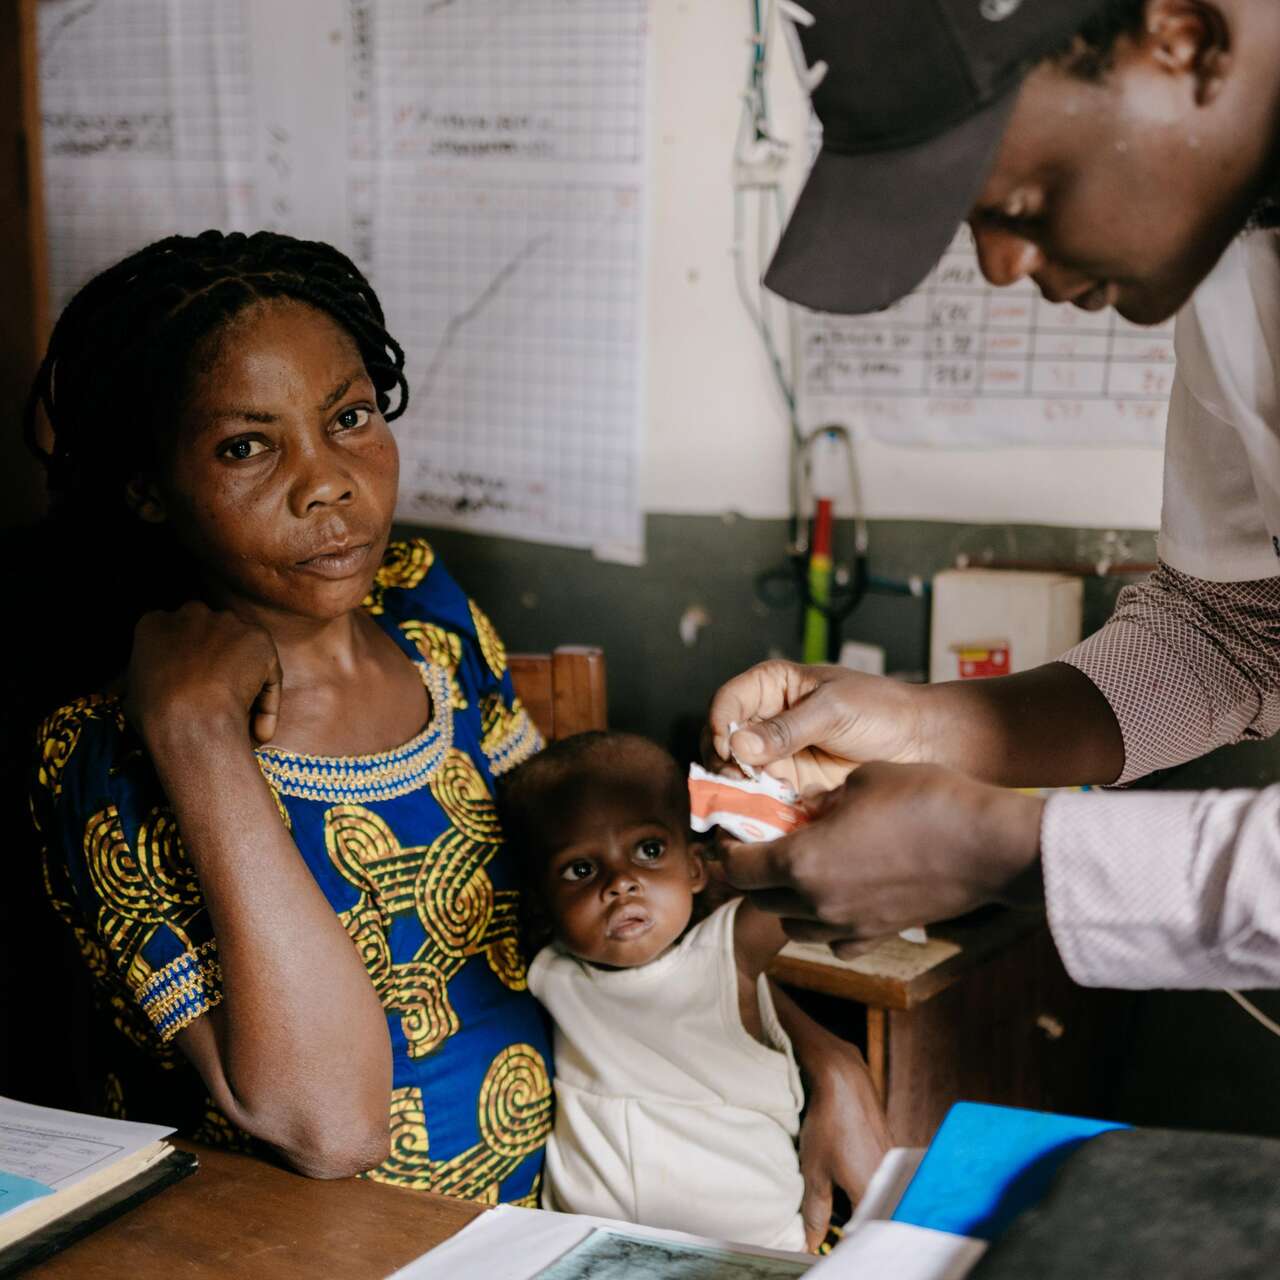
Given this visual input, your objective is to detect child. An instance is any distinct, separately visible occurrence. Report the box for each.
[501,731,810,1253]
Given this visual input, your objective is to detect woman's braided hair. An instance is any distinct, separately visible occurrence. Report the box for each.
[26,228,408,511]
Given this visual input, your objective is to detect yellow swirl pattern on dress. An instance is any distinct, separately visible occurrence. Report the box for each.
[103,1072,126,1119]
[468,601,507,680]
[390,956,460,1055]
[324,800,523,1056]
[478,1044,554,1160]
[86,807,168,925]
[83,804,205,1018]
[429,749,503,844]
[416,827,495,959]
[325,806,421,917]
[481,894,527,992]
[363,539,435,615]
[35,695,125,800]
[365,1043,551,1200]
[399,621,467,710]
[341,902,394,988]
[134,809,201,909]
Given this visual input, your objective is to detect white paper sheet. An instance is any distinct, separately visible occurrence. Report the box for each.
[389,1204,815,1280]
[845,1146,926,1231]
[346,0,648,557]
[0,1095,172,1220]
[39,0,648,559]
[38,0,259,313]
[806,1221,987,1280]
[798,225,1174,449]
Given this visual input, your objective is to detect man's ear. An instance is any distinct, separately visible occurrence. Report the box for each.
[125,474,167,524]
[1143,0,1231,106]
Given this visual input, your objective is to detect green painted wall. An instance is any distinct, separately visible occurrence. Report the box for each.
[411,514,1161,751]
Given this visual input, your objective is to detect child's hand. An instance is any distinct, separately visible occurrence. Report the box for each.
[125,602,284,749]
[798,1042,893,1251]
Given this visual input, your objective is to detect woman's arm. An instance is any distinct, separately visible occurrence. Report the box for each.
[132,606,391,1179]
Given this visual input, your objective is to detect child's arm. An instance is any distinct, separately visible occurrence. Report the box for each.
[733,898,790,1043]
[734,896,791,985]
[774,984,894,1249]
[733,898,893,1249]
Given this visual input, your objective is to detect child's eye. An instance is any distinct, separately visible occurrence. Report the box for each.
[561,859,595,882]
[636,839,665,862]
[221,437,267,461]
[336,406,371,430]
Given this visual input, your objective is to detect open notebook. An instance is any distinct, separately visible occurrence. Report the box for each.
[0,1095,195,1275]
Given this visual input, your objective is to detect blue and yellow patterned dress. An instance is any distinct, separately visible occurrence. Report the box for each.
[30,539,552,1204]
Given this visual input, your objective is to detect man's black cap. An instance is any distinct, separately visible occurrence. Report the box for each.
[764,0,1107,314]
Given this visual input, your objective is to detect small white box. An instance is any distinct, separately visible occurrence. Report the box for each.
[839,640,886,676]
[929,569,1083,684]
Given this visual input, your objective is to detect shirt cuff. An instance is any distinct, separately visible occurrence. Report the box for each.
[1042,789,1204,989]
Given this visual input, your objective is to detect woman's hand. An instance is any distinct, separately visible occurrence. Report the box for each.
[126,601,284,748]
[797,1039,893,1251]
[707,660,927,795]
[722,762,1046,952]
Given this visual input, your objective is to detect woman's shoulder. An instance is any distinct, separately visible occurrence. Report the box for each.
[33,691,136,810]
[364,537,509,681]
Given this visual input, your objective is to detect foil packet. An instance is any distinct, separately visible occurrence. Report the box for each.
[687,760,928,946]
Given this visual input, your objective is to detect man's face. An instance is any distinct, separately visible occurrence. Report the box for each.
[968,3,1280,324]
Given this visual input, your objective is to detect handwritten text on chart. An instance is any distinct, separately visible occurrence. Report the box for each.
[798,228,1176,446]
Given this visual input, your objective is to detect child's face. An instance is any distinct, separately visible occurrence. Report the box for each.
[148,298,400,621]
[539,776,706,969]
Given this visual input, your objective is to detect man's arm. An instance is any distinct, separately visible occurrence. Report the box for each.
[1057,565,1280,784]
[713,566,1280,795]
[1043,784,1280,989]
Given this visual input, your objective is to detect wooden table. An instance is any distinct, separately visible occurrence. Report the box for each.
[26,1143,484,1279]
[770,907,1132,1145]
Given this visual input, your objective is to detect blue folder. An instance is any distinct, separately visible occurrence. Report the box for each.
[891,1101,1127,1241]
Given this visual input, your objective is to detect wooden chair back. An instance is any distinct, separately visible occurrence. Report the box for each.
[509,646,607,741]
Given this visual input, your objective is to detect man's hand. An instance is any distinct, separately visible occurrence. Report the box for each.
[720,762,1046,947]
[797,1040,893,1251]
[707,660,928,795]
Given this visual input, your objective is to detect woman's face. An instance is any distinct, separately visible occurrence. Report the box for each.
[150,298,400,621]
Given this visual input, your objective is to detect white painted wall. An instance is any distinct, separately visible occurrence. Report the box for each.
[640,0,1165,529]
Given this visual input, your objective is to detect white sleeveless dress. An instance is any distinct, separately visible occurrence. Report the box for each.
[528,899,806,1251]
